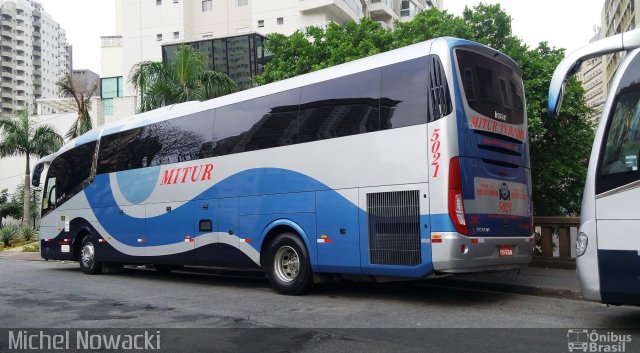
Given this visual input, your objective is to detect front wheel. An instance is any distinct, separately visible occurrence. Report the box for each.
[265,233,313,295]
[79,238,102,274]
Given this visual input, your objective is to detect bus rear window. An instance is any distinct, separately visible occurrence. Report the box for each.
[456,49,525,125]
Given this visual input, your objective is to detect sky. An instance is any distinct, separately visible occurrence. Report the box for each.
[36,0,605,76]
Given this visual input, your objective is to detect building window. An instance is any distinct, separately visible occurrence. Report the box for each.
[173,0,179,3]
[202,0,212,12]
[202,32,213,38]
[156,0,162,5]
[277,17,284,25]
[157,34,163,41]
[258,20,264,28]
[237,0,248,6]
[173,31,180,39]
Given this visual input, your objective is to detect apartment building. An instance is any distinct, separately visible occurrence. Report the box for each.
[100,0,443,122]
[0,0,71,116]
[601,0,640,92]
[576,29,606,123]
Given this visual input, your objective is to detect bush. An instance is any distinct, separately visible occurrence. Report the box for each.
[0,225,19,247]
[22,243,39,252]
[20,226,38,242]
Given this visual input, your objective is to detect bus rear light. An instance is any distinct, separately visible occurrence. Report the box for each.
[448,157,469,235]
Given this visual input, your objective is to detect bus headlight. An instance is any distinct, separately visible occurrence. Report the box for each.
[576,232,588,257]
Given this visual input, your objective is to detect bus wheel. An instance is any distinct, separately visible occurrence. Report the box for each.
[79,238,102,275]
[265,232,313,295]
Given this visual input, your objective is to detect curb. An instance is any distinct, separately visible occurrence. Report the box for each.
[424,277,584,301]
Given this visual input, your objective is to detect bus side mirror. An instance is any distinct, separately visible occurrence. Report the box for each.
[32,163,44,187]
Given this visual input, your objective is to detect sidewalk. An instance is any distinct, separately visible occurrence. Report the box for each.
[0,242,42,261]
[430,266,583,300]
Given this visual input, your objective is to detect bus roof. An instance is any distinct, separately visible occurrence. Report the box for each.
[37,37,495,165]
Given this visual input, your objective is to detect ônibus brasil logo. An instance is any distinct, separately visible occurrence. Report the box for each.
[567,329,632,353]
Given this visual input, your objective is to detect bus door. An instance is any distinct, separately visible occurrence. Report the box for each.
[40,168,66,255]
[194,199,218,266]
[593,49,640,305]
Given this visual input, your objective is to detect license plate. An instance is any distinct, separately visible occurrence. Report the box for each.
[499,246,513,257]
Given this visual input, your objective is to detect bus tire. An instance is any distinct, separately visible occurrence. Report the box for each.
[79,238,102,275]
[265,232,313,295]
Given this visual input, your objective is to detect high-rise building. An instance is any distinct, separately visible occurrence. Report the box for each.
[0,0,71,116]
[601,0,640,93]
[100,0,444,121]
[576,28,606,123]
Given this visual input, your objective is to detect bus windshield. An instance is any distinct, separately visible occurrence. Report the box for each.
[457,49,525,127]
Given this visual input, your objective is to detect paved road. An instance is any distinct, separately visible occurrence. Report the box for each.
[1,259,639,352]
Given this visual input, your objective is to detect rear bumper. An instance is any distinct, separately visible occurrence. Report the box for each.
[432,232,533,273]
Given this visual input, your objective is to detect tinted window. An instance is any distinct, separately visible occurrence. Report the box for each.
[213,89,300,156]
[146,111,213,166]
[47,142,97,208]
[456,49,525,125]
[597,85,640,193]
[299,69,381,143]
[381,57,429,128]
[97,128,149,174]
[97,110,213,174]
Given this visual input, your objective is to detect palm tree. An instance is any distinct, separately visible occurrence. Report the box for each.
[0,107,63,226]
[56,74,100,139]
[129,45,239,112]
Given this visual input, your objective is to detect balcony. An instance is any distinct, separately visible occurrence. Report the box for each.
[300,0,364,23]
[368,0,398,22]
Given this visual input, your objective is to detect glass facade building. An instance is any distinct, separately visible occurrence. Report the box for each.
[162,33,268,91]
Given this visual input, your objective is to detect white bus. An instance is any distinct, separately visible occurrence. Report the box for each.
[32,37,533,295]
[549,28,640,305]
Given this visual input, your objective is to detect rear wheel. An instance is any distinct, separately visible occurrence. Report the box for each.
[265,232,313,295]
[79,238,102,274]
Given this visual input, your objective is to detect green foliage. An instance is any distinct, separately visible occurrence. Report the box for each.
[257,4,595,216]
[0,224,19,247]
[0,108,63,226]
[129,45,239,112]
[19,225,38,242]
[22,242,39,252]
[56,74,100,139]
[0,189,21,227]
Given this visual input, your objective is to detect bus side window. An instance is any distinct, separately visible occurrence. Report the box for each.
[597,81,640,194]
[42,176,56,216]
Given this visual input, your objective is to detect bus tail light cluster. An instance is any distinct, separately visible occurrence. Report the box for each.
[448,157,469,235]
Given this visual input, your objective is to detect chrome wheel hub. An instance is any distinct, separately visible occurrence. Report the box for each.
[274,246,300,283]
[81,243,94,268]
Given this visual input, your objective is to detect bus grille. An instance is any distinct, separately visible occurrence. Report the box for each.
[367,190,422,266]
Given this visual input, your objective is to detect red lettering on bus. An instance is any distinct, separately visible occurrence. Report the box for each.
[159,163,215,186]
[430,128,441,178]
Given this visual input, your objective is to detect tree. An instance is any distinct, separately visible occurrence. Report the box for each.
[129,45,239,112]
[0,188,21,228]
[11,182,43,228]
[258,18,393,85]
[56,74,100,139]
[257,5,595,216]
[0,108,64,227]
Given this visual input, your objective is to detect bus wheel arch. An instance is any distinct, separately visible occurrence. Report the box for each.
[260,222,314,295]
[73,229,92,261]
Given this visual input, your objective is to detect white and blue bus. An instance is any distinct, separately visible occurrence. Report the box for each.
[549,28,640,306]
[32,37,533,295]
